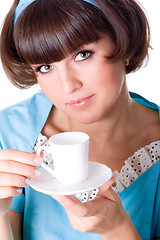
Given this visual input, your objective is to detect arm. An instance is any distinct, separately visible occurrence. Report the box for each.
[9,210,23,240]
[0,212,14,240]
[100,212,141,240]
[0,209,22,240]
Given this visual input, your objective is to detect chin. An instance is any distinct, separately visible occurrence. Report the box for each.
[73,112,101,125]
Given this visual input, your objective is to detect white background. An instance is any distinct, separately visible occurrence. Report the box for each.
[0,0,160,110]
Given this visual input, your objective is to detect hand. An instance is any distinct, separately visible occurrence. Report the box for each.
[0,149,43,215]
[50,177,128,235]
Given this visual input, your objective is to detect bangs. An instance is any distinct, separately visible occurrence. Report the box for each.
[13,0,111,65]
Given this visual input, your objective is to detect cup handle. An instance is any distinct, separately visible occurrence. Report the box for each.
[36,146,57,178]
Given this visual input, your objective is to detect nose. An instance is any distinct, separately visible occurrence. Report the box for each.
[56,63,82,94]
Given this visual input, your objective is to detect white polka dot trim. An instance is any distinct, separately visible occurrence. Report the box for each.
[75,188,99,203]
[112,141,160,193]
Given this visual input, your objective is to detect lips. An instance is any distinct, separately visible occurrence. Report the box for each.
[68,95,94,109]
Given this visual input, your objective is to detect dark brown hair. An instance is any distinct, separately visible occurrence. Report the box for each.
[0,0,150,88]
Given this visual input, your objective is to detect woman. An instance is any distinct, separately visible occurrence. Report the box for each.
[0,0,160,239]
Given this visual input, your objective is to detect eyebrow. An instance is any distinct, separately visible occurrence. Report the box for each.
[72,40,99,54]
[30,41,99,69]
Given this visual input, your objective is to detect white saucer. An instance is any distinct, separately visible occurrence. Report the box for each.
[30,162,112,195]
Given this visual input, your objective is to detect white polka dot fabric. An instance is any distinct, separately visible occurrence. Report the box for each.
[112,141,160,193]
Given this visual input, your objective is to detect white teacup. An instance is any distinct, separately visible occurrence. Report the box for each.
[37,132,89,185]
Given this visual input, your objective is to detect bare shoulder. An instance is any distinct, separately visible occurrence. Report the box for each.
[9,209,23,239]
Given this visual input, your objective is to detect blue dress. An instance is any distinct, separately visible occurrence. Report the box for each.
[0,92,159,240]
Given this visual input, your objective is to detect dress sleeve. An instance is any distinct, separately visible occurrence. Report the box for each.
[0,141,3,149]
[155,164,160,238]
[155,208,160,237]
[155,183,160,237]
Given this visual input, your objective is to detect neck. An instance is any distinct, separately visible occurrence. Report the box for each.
[69,83,135,146]
[45,82,136,148]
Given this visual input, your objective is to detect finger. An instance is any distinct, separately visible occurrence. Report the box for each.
[52,195,90,217]
[51,177,116,218]
[53,194,109,218]
[98,176,117,201]
[0,173,31,188]
[0,187,22,199]
[0,160,40,178]
[0,149,43,166]
[53,194,80,204]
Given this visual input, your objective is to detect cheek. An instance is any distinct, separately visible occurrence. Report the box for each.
[37,73,53,90]
[107,65,125,87]
[95,65,126,108]
[37,76,48,91]
[93,63,125,90]
[37,76,60,103]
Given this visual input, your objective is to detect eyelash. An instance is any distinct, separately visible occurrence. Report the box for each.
[34,65,52,73]
[34,50,94,73]
[34,66,42,73]
[74,50,94,61]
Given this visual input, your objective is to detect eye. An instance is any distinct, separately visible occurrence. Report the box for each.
[35,65,54,73]
[74,50,93,62]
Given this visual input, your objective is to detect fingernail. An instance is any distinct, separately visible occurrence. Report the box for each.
[34,169,41,176]
[25,179,31,186]
[34,156,43,165]
[16,188,22,194]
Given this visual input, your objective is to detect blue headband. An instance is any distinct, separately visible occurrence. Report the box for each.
[14,0,98,24]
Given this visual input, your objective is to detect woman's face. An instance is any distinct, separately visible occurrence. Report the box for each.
[33,34,126,124]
